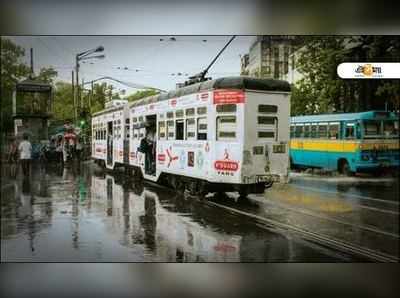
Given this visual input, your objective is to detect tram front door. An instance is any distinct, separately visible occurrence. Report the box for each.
[107,121,113,166]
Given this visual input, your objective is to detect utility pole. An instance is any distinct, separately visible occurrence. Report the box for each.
[81,78,84,109]
[75,54,79,123]
[30,48,34,78]
[72,70,76,122]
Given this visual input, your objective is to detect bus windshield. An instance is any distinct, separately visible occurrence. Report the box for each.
[363,119,399,138]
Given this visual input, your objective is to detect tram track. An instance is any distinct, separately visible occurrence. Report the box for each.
[204,199,399,263]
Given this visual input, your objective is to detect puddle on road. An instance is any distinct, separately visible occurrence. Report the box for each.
[0,163,356,262]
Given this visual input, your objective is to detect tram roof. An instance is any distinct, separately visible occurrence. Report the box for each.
[291,111,399,123]
[129,76,291,108]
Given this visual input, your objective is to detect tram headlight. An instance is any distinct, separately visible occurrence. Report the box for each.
[243,150,252,165]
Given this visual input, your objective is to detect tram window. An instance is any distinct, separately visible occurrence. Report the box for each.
[295,125,303,138]
[197,117,207,140]
[186,108,195,116]
[197,107,207,115]
[311,124,317,138]
[167,112,174,119]
[167,120,175,140]
[258,105,278,113]
[158,121,166,139]
[290,125,295,138]
[176,120,184,140]
[328,123,339,139]
[217,116,237,140]
[318,124,328,138]
[345,123,355,139]
[176,110,184,118]
[258,131,275,138]
[125,125,130,138]
[258,116,275,125]
[304,125,310,138]
[216,104,236,113]
[186,118,196,140]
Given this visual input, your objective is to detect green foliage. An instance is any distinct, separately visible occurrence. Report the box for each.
[125,89,160,102]
[53,81,74,121]
[291,36,400,116]
[0,37,31,132]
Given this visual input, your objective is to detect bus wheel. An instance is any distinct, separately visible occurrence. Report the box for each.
[339,159,352,176]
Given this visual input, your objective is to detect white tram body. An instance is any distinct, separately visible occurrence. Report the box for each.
[92,77,290,195]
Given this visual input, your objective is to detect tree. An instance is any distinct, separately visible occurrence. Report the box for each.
[125,89,160,102]
[291,36,400,116]
[0,37,31,132]
[53,81,74,121]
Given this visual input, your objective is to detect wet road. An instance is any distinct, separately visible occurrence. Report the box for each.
[1,162,398,262]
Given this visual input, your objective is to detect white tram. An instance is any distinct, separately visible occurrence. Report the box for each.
[92,77,290,196]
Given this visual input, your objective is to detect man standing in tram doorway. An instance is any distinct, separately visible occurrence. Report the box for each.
[18,133,32,177]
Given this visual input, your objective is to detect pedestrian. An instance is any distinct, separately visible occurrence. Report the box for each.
[76,137,83,161]
[18,133,32,177]
[8,137,19,178]
[56,135,64,167]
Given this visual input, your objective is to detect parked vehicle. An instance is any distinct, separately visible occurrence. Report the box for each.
[290,111,399,175]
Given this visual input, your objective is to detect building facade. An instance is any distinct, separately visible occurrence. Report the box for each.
[241,36,296,82]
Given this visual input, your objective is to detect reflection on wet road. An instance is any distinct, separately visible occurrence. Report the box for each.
[1,162,398,262]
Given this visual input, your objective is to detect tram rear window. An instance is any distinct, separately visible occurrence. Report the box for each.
[258,105,278,113]
[216,104,236,113]
[258,131,275,138]
[258,116,275,125]
[217,116,237,140]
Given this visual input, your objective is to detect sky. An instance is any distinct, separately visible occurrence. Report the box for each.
[7,36,255,95]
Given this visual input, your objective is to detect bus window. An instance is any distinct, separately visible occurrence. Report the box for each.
[345,123,355,139]
[217,116,237,140]
[167,120,174,140]
[318,123,328,138]
[328,123,339,139]
[295,125,303,138]
[258,105,278,113]
[304,124,310,138]
[158,121,166,139]
[216,104,236,113]
[363,120,381,137]
[383,120,399,137]
[290,125,295,138]
[311,124,317,138]
[186,118,196,140]
[197,117,207,140]
[176,120,184,140]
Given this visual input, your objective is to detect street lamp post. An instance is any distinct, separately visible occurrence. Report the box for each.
[74,46,104,123]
